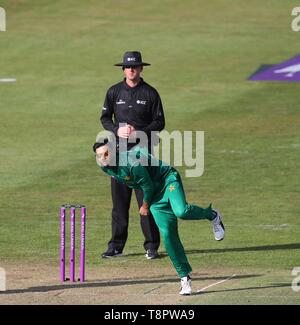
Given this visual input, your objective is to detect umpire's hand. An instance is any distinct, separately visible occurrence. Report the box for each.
[117,125,131,138]
[139,202,150,216]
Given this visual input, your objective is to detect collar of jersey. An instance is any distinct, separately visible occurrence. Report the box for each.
[122,78,144,91]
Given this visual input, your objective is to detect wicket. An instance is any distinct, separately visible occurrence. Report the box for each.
[60,204,86,282]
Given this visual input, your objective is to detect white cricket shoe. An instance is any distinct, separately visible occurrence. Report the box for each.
[179,275,192,295]
[212,209,225,241]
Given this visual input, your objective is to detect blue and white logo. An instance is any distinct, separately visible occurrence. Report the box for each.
[274,63,300,78]
[249,54,300,82]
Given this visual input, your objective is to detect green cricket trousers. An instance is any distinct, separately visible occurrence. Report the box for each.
[150,174,215,278]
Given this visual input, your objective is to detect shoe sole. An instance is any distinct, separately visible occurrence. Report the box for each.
[214,220,225,241]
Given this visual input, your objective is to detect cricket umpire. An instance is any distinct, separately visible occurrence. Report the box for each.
[100,51,165,259]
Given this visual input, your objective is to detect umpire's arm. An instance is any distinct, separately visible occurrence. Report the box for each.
[142,92,165,135]
[100,89,119,136]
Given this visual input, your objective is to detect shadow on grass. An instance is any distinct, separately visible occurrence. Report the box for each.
[121,252,169,259]
[125,243,300,258]
[0,274,261,295]
[185,243,300,255]
[194,283,291,296]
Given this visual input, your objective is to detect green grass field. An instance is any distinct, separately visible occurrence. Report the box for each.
[0,0,299,305]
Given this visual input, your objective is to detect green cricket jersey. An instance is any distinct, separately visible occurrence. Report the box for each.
[101,146,179,204]
[100,146,215,279]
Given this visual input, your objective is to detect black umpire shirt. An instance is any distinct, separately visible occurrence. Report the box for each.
[100,78,165,145]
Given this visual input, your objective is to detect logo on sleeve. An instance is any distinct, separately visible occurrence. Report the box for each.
[169,185,175,192]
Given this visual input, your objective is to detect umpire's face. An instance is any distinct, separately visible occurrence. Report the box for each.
[123,65,143,83]
[95,145,110,167]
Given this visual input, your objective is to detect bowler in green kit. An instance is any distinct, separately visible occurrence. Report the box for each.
[93,139,225,295]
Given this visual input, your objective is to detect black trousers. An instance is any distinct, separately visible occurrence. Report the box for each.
[108,177,160,252]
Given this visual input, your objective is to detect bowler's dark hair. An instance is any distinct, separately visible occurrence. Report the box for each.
[92,138,109,153]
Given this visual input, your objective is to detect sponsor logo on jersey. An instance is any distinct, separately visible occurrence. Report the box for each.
[116,99,126,105]
[136,100,147,105]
